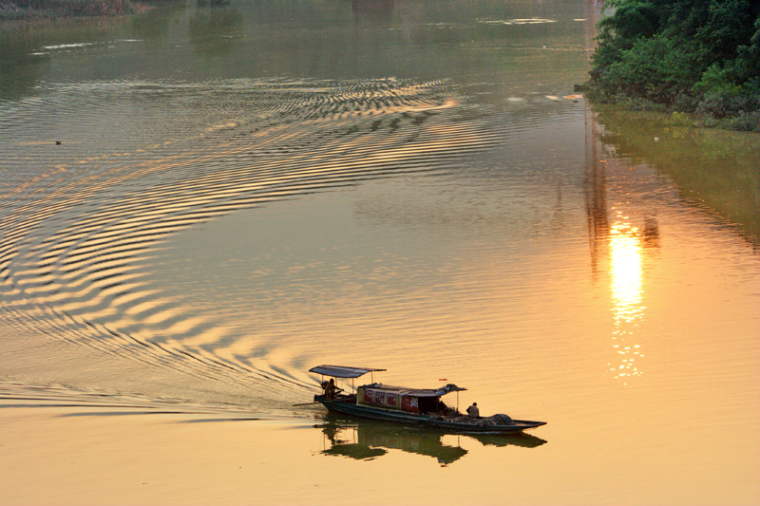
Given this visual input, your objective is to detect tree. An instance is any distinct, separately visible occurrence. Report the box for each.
[588,0,760,127]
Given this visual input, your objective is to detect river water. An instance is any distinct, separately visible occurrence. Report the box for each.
[1,1,758,505]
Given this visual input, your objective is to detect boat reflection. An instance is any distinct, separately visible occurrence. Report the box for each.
[316,414,546,465]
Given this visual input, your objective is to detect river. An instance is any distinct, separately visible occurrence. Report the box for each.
[1,1,758,504]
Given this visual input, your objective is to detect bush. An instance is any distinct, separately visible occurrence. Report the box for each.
[726,112,760,131]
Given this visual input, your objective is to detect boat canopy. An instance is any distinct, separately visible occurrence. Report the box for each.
[309,365,386,379]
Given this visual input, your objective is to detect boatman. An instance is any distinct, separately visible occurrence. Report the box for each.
[324,378,342,400]
[466,402,479,418]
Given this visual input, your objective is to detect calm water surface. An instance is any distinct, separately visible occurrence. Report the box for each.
[1,1,758,505]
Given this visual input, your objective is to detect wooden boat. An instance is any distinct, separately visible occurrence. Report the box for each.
[310,365,546,434]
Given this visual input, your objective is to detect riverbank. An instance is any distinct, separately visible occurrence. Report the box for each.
[583,86,760,132]
[0,0,161,20]
[586,0,760,133]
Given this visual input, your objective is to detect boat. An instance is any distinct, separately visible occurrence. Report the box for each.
[309,365,546,434]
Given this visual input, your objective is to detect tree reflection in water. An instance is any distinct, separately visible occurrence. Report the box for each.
[189,2,243,59]
[352,0,394,21]
[316,414,546,465]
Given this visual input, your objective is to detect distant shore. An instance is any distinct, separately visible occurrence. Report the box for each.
[0,0,161,20]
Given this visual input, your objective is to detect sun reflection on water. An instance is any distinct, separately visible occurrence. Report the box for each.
[609,214,645,383]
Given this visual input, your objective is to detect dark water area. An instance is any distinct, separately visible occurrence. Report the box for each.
[1,1,758,504]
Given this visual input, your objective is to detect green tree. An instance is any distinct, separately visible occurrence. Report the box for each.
[588,0,760,128]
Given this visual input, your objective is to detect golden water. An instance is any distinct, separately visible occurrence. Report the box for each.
[1,1,758,504]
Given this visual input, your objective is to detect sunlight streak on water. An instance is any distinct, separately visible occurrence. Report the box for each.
[610,218,643,321]
[609,215,645,383]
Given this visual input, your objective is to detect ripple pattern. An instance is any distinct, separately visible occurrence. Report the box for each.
[0,78,507,406]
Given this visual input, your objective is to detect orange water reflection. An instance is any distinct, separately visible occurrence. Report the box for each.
[608,214,645,384]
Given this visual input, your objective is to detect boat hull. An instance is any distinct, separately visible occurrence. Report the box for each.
[314,395,546,434]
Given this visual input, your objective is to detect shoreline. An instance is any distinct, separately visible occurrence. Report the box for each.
[584,89,760,133]
[0,0,163,21]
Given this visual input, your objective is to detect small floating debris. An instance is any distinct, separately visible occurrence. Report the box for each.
[545,95,560,100]
[42,42,96,50]
[479,18,557,26]
[563,94,583,100]
[507,97,524,102]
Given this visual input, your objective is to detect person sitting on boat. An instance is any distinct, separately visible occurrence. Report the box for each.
[323,378,342,400]
[466,402,480,418]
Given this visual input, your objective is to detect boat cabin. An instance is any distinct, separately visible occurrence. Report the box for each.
[358,383,466,414]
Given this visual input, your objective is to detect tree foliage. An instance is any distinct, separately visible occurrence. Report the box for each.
[588,0,760,126]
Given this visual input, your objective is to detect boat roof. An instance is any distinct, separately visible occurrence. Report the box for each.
[362,383,467,398]
[309,365,386,379]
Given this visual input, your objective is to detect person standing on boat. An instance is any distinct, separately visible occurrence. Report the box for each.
[466,402,479,418]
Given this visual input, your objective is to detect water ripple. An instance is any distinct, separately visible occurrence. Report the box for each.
[0,77,508,407]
